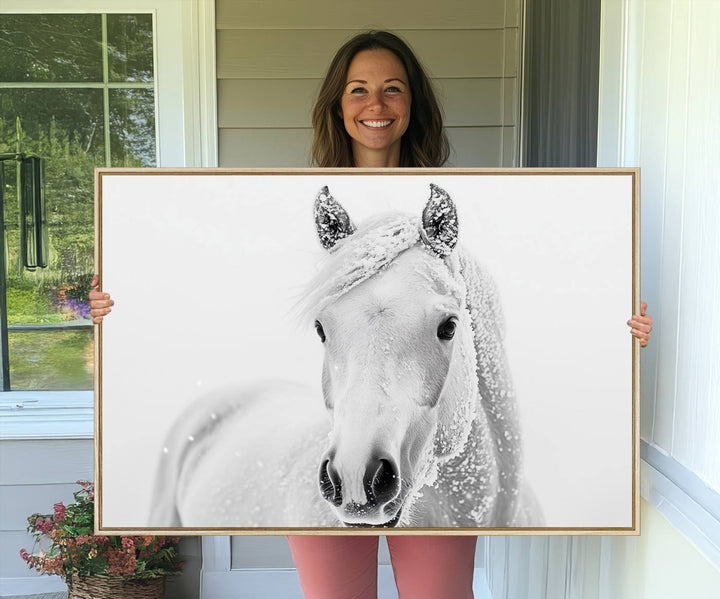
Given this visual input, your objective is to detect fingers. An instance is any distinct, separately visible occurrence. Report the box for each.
[627,316,652,333]
[629,326,650,341]
[627,306,652,347]
[89,275,113,324]
[90,306,113,324]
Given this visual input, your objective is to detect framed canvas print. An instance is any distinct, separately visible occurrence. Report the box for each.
[95,168,639,535]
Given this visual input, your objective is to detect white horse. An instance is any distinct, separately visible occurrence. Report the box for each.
[150,184,542,528]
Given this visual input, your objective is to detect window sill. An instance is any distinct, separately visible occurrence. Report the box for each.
[641,442,720,567]
[0,391,93,440]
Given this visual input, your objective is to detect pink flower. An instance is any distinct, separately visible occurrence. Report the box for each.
[34,518,54,534]
[19,548,29,562]
[75,535,91,546]
[121,537,135,549]
[53,502,66,522]
[107,548,137,576]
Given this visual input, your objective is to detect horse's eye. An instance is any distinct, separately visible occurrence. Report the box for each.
[437,317,457,341]
[315,320,326,343]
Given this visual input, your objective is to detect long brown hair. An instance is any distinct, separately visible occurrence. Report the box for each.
[311,31,450,168]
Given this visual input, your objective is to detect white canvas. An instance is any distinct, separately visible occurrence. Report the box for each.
[97,169,637,533]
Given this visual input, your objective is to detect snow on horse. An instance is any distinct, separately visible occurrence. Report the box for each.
[150,184,542,528]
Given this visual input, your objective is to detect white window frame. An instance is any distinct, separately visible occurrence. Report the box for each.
[0,0,217,440]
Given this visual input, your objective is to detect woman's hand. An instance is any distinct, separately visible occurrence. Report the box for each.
[628,301,652,348]
[89,275,114,324]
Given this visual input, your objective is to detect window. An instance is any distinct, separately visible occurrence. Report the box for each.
[0,13,156,390]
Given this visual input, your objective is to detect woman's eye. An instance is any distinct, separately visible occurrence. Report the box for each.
[385,86,402,93]
[315,320,326,343]
[349,86,367,94]
[437,317,457,341]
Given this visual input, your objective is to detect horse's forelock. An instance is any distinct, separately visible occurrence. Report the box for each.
[296,214,423,325]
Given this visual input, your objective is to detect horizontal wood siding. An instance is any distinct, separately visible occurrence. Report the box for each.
[219,126,509,167]
[219,78,516,128]
[218,29,511,79]
[0,439,93,579]
[217,0,513,30]
[219,128,314,167]
[217,0,521,168]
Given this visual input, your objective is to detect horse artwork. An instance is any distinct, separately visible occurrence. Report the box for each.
[149,183,543,529]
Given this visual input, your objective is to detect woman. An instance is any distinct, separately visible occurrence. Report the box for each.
[90,31,653,598]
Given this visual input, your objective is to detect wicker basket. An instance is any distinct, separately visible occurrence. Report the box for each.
[67,575,165,599]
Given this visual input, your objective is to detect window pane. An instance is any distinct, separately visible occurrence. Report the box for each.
[0,13,157,391]
[0,88,106,165]
[1,89,101,390]
[8,329,94,390]
[107,14,154,83]
[110,89,157,166]
[1,88,103,295]
[0,14,103,82]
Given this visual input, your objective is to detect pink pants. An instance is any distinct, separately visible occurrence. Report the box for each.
[288,536,477,599]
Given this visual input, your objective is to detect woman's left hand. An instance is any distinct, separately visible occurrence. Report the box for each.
[628,301,653,348]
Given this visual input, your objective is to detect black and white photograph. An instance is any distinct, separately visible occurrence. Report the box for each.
[96,169,637,533]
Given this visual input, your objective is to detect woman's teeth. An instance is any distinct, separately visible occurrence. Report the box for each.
[362,120,392,128]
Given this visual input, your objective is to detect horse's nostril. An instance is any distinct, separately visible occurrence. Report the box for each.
[319,459,343,506]
[365,458,399,504]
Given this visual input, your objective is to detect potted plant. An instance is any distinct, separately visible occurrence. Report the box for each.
[20,480,182,599]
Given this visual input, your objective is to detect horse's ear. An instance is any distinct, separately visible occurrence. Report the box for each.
[420,184,458,257]
[314,186,356,251]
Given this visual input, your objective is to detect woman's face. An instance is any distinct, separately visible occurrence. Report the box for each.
[340,49,411,166]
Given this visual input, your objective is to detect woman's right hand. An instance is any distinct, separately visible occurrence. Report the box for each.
[89,275,114,324]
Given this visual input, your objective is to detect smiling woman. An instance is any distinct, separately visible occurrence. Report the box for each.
[311,30,449,169]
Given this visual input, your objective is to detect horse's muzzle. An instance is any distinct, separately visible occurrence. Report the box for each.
[318,455,402,525]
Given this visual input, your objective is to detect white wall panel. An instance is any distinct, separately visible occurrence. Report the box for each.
[636,0,673,450]
[672,2,720,487]
[652,0,690,457]
[599,0,720,490]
